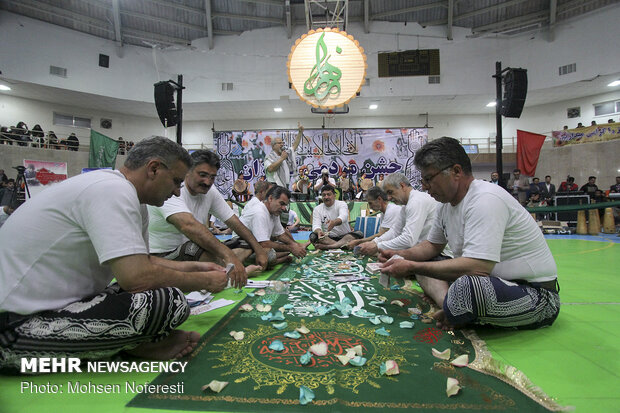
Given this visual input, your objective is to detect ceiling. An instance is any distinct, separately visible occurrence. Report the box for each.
[1,0,619,121]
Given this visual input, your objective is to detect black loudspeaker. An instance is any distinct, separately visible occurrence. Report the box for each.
[501,68,527,118]
[154,81,178,127]
[99,54,109,68]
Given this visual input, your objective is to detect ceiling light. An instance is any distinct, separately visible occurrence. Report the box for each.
[0,85,11,91]
[273,107,283,112]
[486,101,497,107]
[607,80,620,87]
[369,104,378,110]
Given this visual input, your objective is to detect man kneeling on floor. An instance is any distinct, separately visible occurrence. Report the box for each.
[0,137,228,371]
[238,185,307,263]
[380,137,560,330]
[147,149,269,288]
[310,185,363,249]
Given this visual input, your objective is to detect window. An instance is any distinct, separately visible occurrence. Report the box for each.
[53,112,91,128]
[594,100,620,117]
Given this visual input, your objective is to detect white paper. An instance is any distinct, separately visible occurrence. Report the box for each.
[190,298,236,315]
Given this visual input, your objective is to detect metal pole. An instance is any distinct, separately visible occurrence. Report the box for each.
[494,61,504,188]
[176,74,183,145]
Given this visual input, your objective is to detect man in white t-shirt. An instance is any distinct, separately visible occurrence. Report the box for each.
[380,137,560,330]
[238,185,307,263]
[0,137,229,371]
[356,172,439,256]
[148,150,268,288]
[346,186,403,250]
[313,168,337,195]
[286,208,300,232]
[264,124,304,188]
[310,185,363,249]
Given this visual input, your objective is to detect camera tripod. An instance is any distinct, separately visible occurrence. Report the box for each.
[10,165,31,210]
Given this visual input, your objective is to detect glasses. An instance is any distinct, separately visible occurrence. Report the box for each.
[421,165,452,186]
[199,172,218,180]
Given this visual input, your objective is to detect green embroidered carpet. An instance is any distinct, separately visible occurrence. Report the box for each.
[128,251,564,412]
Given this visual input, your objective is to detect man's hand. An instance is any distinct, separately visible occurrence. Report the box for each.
[315,229,325,238]
[380,259,415,279]
[290,243,307,258]
[358,241,379,256]
[255,248,269,270]
[227,258,248,289]
[185,261,225,272]
[346,239,363,249]
[298,122,304,133]
[326,220,336,232]
[378,249,397,262]
[204,270,229,293]
[280,151,289,160]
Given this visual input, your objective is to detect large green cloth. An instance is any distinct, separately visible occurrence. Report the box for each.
[129,252,562,412]
[88,130,119,168]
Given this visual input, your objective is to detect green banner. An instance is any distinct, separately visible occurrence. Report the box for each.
[129,252,563,412]
[89,130,119,168]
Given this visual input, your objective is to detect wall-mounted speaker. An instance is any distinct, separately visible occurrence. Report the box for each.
[501,68,527,118]
[154,81,178,127]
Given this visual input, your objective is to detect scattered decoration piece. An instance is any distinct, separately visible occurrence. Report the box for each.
[348,345,363,356]
[281,304,294,310]
[446,378,461,397]
[256,304,272,312]
[239,304,253,312]
[420,315,433,324]
[379,316,394,324]
[375,327,390,336]
[296,325,310,334]
[268,340,285,351]
[309,342,328,356]
[399,321,415,329]
[202,380,228,393]
[260,313,273,321]
[245,291,255,297]
[229,331,245,341]
[432,348,451,360]
[380,360,400,376]
[272,322,288,330]
[299,385,315,405]
[450,354,469,367]
[336,354,351,365]
[255,289,266,296]
[348,356,367,366]
[262,298,273,304]
[369,316,381,325]
[284,331,302,339]
[408,307,422,315]
[270,311,285,321]
[390,284,401,291]
[391,299,405,307]
[299,351,312,365]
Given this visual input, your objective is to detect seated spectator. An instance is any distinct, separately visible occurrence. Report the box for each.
[310,185,363,250]
[292,167,311,201]
[31,124,45,148]
[580,176,598,197]
[232,172,249,202]
[48,131,59,149]
[0,179,15,206]
[0,126,11,145]
[0,169,8,184]
[286,208,300,232]
[526,192,547,208]
[576,122,584,128]
[592,189,608,218]
[11,122,32,147]
[610,176,620,193]
[118,137,126,155]
[559,176,578,192]
[66,133,79,151]
[313,168,336,197]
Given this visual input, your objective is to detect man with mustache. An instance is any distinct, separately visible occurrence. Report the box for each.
[0,137,228,370]
[148,150,269,289]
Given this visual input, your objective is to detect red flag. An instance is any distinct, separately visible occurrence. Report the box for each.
[516,130,546,176]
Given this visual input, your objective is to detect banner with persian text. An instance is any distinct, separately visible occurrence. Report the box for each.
[22,159,68,198]
[213,128,427,198]
[552,122,620,147]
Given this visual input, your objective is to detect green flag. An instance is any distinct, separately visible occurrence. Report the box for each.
[89,130,120,168]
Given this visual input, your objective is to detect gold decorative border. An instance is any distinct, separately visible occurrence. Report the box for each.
[463,329,573,412]
[286,27,367,109]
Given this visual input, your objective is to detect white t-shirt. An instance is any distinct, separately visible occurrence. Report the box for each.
[242,196,261,214]
[379,203,403,231]
[427,179,557,282]
[148,185,234,253]
[312,200,351,238]
[238,201,284,242]
[0,170,149,315]
[287,209,298,226]
[376,189,438,250]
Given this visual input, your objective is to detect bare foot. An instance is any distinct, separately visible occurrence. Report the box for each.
[432,310,461,331]
[245,265,262,277]
[127,330,200,360]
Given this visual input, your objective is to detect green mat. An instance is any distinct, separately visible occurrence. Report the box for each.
[128,252,565,412]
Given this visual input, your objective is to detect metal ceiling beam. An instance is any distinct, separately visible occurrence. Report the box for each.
[363,0,370,33]
[144,0,205,15]
[3,0,112,34]
[557,0,601,16]
[122,28,191,46]
[119,9,207,34]
[549,0,557,41]
[453,0,530,22]
[447,0,453,40]
[211,12,284,25]
[205,0,214,50]
[285,0,292,38]
[371,1,446,19]
[111,0,123,48]
[472,11,548,33]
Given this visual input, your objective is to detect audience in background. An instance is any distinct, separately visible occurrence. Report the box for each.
[507,168,530,205]
[490,171,500,185]
[559,176,578,192]
[539,175,556,205]
[580,176,598,197]
[610,176,620,193]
